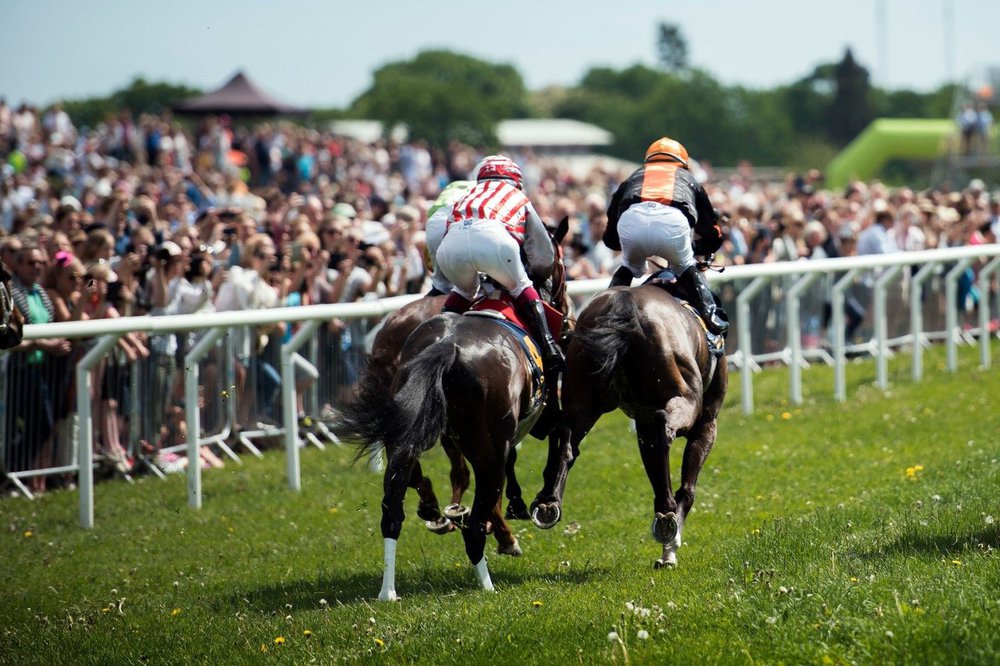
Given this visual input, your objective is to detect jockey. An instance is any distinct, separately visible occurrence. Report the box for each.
[436,155,566,371]
[603,136,729,336]
[424,179,474,296]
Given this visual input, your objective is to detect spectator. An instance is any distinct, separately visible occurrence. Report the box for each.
[4,246,71,493]
[975,101,993,155]
[215,233,281,427]
[857,209,898,256]
[957,102,979,156]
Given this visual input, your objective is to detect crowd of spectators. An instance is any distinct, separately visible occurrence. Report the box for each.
[1,98,998,494]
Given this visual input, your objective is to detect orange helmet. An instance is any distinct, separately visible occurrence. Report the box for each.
[644,137,689,168]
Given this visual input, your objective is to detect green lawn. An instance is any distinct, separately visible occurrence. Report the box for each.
[3,342,999,665]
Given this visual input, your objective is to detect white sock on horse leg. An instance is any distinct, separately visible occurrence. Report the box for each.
[473,558,495,592]
[379,538,399,601]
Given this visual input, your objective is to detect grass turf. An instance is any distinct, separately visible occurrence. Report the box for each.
[2,341,999,664]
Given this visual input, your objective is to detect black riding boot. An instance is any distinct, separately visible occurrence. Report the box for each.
[521,300,566,373]
[679,266,729,336]
[609,265,634,288]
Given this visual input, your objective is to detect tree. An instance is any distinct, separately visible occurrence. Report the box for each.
[657,23,688,73]
[61,77,202,130]
[827,48,875,146]
[349,50,530,146]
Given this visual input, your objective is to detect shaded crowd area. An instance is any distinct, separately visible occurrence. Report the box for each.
[2,102,999,495]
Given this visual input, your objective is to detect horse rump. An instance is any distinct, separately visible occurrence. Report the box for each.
[571,290,645,383]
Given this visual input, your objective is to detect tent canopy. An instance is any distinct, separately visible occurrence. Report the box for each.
[174,71,308,116]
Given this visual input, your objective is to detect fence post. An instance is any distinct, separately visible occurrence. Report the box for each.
[977,257,1000,369]
[874,265,904,389]
[281,319,321,492]
[184,327,225,510]
[910,261,940,381]
[786,272,821,405]
[737,276,770,415]
[831,268,861,401]
[77,334,122,529]
[945,258,973,372]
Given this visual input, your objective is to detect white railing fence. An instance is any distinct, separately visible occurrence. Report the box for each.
[6,245,1000,527]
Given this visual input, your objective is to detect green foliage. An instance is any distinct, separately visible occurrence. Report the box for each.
[349,50,530,146]
[60,77,202,130]
[47,47,961,172]
[656,22,688,73]
[828,48,876,146]
[2,342,999,663]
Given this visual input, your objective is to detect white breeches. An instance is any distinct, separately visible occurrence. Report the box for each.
[436,220,532,300]
[425,209,453,293]
[618,202,695,276]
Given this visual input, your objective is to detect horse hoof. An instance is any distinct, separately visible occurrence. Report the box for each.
[498,539,523,557]
[651,512,678,545]
[653,553,678,569]
[378,590,399,602]
[425,517,455,534]
[531,503,561,529]
[505,498,530,520]
[444,504,471,530]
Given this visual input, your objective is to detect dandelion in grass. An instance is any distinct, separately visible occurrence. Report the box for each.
[781,412,792,420]
[374,638,385,648]
[532,600,543,608]
[171,608,181,616]
[951,560,962,566]
[274,636,285,645]
[637,630,650,640]
[260,644,267,653]
[905,465,925,481]
[607,631,620,642]
[986,515,994,525]
[303,630,313,638]
[328,506,339,514]
[23,531,32,538]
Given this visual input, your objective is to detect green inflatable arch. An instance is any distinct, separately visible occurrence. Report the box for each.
[825,118,954,189]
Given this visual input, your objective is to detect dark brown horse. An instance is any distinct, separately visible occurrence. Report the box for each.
[531,280,727,568]
[359,219,570,538]
[337,223,569,600]
[0,264,24,350]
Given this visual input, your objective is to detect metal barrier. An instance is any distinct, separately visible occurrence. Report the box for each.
[4,246,999,527]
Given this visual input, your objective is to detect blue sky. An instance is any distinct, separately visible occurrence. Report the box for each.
[2,0,997,108]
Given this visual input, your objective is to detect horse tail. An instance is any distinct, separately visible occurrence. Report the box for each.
[572,291,645,384]
[338,340,458,464]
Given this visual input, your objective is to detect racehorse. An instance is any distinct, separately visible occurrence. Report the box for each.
[337,219,569,600]
[0,264,24,350]
[358,218,570,536]
[530,276,728,569]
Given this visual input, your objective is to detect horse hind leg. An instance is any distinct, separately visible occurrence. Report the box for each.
[655,418,719,568]
[503,444,530,520]
[441,435,472,527]
[378,451,417,601]
[636,402,696,569]
[462,460,509,592]
[408,461,454,535]
[492,494,523,557]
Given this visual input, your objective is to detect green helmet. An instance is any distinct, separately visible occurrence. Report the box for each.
[427,180,474,219]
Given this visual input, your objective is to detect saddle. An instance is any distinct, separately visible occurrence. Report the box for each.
[465,295,563,414]
[644,268,726,358]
